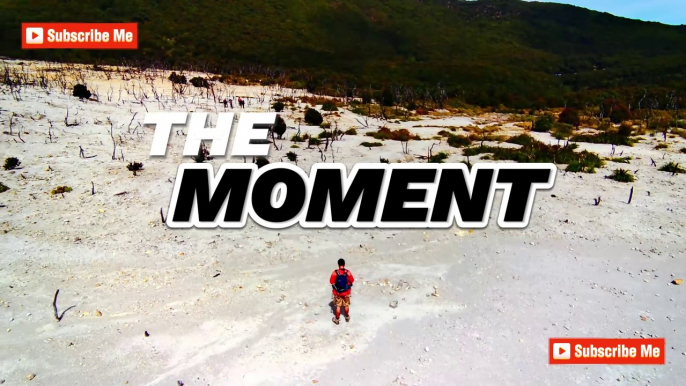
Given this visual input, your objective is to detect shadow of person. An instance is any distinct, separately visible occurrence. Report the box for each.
[328,300,335,314]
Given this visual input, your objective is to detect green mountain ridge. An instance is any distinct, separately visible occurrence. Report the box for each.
[1,0,685,108]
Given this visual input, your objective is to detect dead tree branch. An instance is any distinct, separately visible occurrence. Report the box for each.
[52,289,75,322]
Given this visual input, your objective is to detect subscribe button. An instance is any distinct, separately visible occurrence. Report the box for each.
[22,23,137,49]
[549,338,665,365]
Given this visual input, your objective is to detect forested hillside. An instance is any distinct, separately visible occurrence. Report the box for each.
[1,0,685,108]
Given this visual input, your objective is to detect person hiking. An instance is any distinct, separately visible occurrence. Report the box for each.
[222,98,228,108]
[330,258,354,325]
[228,99,233,109]
[238,97,245,109]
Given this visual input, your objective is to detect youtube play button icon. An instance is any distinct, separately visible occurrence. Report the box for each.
[25,27,44,45]
[553,343,571,360]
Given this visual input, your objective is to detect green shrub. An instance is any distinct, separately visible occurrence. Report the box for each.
[351,107,368,115]
[291,134,306,142]
[321,101,338,111]
[566,161,595,173]
[272,102,285,112]
[380,88,395,106]
[51,186,73,195]
[506,134,535,146]
[446,135,472,148]
[0,182,9,193]
[72,84,91,100]
[429,152,449,163]
[126,161,144,175]
[255,157,270,168]
[532,114,554,132]
[317,131,332,139]
[597,121,612,131]
[607,157,632,164]
[602,99,631,124]
[654,143,668,150]
[464,135,604,173]
[3,157,20,170]
[288,81,304,90]
[607,168,635,182]
[320,122,331,129]
[189,77,209,88]
[618,123,633,137]
[304,108,324,125]
[273,115,287,139]
[345,128,357,135]
[168,72,187,84]
[558,107,580,127]
[286,151,298,162]
[308,137,322,146]
[366,128,420,141]
[361,142,383,148]
[361,91,372,104]
[571,132,634,146]
[658,162,685,174]
[552,122,574,140]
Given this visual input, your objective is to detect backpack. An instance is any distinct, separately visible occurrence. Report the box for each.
[333,269,350,293]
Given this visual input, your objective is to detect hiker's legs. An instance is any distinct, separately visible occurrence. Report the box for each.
[344,306,349,317]
[335,306,341,319]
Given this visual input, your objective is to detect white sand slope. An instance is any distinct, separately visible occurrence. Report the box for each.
[0,60,685,386]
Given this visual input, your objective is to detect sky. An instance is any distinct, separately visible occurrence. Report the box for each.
[524,1,685,25]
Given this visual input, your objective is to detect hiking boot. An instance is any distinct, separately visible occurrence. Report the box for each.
[345,315,350,323]
[332,317,340,325]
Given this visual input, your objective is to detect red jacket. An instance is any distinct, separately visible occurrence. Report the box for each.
[330,268,354,297]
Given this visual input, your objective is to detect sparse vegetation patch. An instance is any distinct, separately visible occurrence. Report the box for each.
[365,128,420,141]
[51,186,73,195]
[126,161,144,176]
[255,157,270,168]
[607,168,635,182]
[607,157,632,164]
[429,152,450,163]
[463,135,603,173]
[3,157,20,170]
[571,132,634,146]
[658,162,685,174]
[446,134,472,148]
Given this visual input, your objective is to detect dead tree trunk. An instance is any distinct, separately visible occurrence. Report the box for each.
[109,119,117,161]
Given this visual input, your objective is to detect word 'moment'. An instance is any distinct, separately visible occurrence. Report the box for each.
[145,112,557,229]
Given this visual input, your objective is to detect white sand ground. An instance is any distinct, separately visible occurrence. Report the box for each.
[0,60,684,386]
